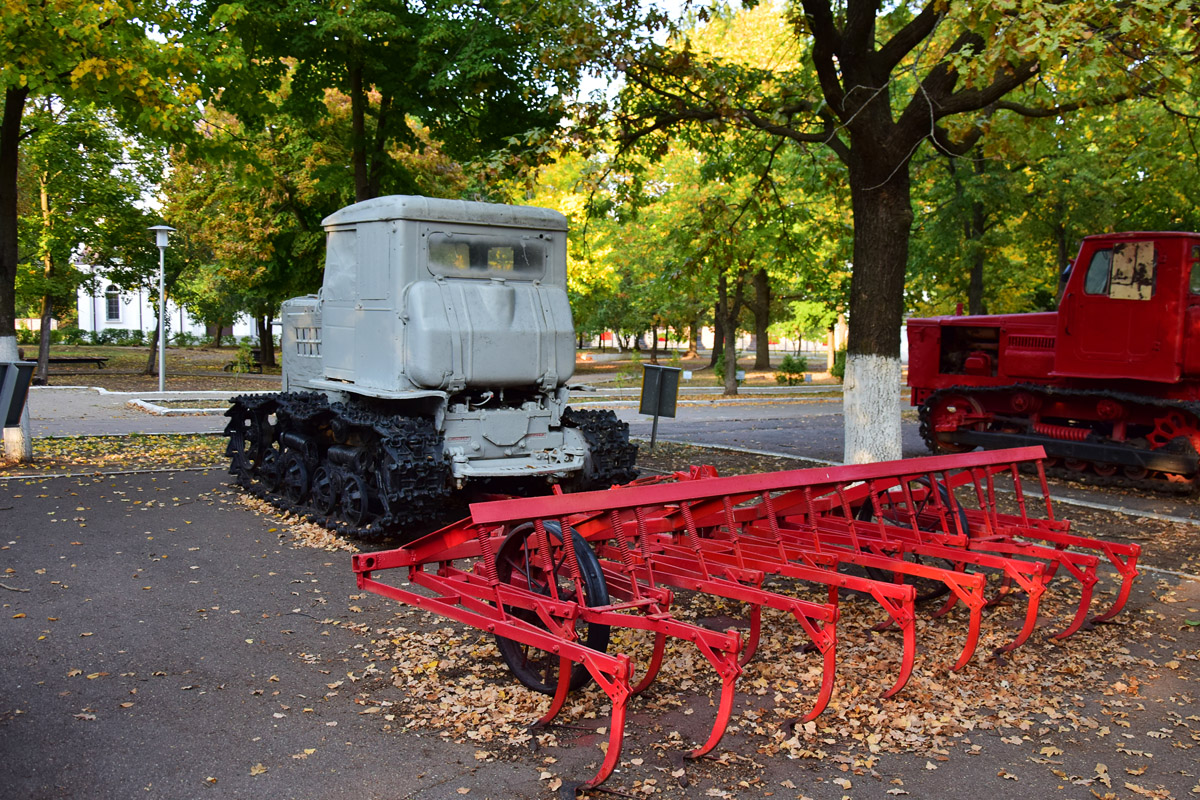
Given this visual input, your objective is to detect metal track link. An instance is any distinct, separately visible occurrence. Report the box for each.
[224,392,451,541]
[918,385,1199,494]
[563,407,639,490]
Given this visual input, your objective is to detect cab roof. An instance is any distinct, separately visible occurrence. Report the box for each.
[322,195,568,231]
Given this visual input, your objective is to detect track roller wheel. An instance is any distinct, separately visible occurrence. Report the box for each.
[1122,464,1149,480]
[280,452,310,505]
[1092,462,1118,478]
[340,472,372,528]
[259,448,282,492]
[494,521,611,694]
[310,465,339,516]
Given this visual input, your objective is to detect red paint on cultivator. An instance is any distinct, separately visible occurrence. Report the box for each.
[352,446,1139,793]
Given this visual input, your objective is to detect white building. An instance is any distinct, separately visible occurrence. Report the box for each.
[75,264,256,341]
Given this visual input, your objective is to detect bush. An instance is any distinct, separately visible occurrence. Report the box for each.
[172,331,201,347]
[713,349,743,384]
[231,340,258,373]
[61,326,87,345]
[96,328,145,346]
[775,353,809,385]
[16,328,37,345]
[831,348,848,381]
[666,349,683,368]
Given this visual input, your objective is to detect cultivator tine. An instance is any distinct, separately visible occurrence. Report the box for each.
[351,445,1139,794]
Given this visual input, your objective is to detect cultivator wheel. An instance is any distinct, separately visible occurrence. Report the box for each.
[855,477,965,603]
[494,521,612,694]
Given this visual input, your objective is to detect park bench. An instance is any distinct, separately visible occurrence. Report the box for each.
[17,349,108,369]
[223,347,263,374]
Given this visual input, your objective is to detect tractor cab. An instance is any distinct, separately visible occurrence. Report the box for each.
[1054,232,1200,384]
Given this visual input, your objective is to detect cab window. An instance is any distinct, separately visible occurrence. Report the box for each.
[426,230,547,279]
[1189,245,1200,295]
[1083,242,1155,300]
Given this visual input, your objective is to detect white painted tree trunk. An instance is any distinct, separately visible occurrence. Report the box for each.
[842,352,902,465]
[0,334,32,462]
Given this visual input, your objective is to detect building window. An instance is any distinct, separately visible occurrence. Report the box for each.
[105,285,121,322]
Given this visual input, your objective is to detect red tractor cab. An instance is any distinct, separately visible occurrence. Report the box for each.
[907,231,1200,489]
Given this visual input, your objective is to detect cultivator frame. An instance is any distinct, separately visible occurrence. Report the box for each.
[352,446,1140,792]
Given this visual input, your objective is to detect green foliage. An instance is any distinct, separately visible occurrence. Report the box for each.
[775,353,809,386]
[770,301,838,352]
[1,0,203,337]
[831,349,847,381]
[666,350,683,368]
[192,0,611,202]
[14,102,161,342]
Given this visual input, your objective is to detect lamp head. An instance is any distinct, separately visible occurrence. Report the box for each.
[148,224,176,249]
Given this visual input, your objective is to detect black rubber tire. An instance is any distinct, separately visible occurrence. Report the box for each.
[493,521,611,694]
[857,477,966,603]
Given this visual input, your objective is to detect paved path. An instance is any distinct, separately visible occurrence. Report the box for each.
[2,470,1196,800]
[23,386,270,437]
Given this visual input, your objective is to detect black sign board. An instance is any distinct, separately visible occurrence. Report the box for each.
[1,361,34,427]
[639,364,682,449]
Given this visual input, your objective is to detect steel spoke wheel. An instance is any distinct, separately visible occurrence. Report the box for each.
[340,472,372,527]
[857,477,965,603]
[259,448,282,492]
[281,452,310,505]
[310,465,339,516]
[494,521,611,694]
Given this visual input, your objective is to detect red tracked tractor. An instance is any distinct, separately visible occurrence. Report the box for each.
[908,231,1200,491]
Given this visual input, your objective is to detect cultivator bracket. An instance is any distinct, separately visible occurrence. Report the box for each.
[352,445,1139,792]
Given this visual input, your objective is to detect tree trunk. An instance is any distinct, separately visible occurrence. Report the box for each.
[709,303,723,369]
[685,320,698,359]
[1054,221,1072,302]
[717,269,745,397]
[143,318,160,376]
[350,61,370,203]
[966,159,988,316]
[0,86,29,344]
[752,268,771,370]
[257,315,276,367]
[33,173,52,386]
[649,324,658,364]
[842,159,912,465]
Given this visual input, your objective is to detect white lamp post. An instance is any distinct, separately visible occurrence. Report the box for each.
[148,225,175,393]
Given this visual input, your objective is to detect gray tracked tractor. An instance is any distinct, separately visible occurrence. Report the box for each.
[224,195,637,538]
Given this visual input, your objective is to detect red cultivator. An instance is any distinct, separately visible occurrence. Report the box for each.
[352,446,1139,793]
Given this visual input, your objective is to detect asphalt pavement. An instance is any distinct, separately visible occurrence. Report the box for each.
[3,383,1198,799]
